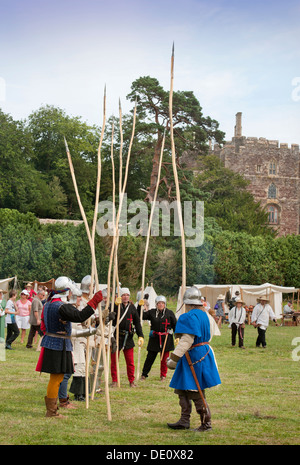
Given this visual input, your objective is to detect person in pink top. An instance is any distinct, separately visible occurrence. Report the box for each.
[16,290,32,343]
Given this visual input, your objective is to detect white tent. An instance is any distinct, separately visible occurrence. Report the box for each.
[135,285,157,310]
[176,283,299,319]
[0,276,17,293]
[238,283,299,318]
[176,284,231,318]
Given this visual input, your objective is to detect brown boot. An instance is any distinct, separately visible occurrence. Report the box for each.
[167,395,191,430]
[59,396,77,409]
[44,396,64,418]
[193,396,212,432]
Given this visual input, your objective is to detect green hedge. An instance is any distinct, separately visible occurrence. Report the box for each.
[0,209,299,293]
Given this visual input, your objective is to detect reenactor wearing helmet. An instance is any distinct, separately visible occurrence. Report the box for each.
[110,287,144,388]
[138,295,177,381]
[167,286,221,432]
[36,276,103,418]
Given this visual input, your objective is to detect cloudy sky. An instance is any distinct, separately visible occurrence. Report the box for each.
[1,0,299,144]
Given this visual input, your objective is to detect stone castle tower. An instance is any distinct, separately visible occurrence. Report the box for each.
[212,112,300,236]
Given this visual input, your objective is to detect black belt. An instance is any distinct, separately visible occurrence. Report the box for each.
[45,332,71,340]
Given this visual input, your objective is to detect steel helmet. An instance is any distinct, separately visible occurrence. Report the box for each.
[120,287,130,296]
[183,286,203,306]
[81,275,93,293]
[155,295,167,306]
[102,288,108,298]
[55,276,72,296]
[70,281,82,297]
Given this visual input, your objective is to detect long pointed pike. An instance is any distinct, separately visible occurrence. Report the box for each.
[169,43,186,311]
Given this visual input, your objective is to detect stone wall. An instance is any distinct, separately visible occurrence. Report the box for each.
[212,115,300,236]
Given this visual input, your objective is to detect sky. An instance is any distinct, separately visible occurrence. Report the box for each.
[1,0,300,145]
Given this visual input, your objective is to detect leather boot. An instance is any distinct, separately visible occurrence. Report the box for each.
[44,396,64,418]
[59,396,77,409]
[167,395,192,430]
[193,396,212,432]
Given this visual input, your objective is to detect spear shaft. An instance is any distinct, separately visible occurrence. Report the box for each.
[136,131,166,381]
[169,43,186,310]
[64,132,111,421]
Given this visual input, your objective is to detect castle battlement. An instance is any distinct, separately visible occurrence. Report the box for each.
[213,112,300,236]
[221,135,299,154]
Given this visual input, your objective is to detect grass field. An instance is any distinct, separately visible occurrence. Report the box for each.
[0,314,299,446]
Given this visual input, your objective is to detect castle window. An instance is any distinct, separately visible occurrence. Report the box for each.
[267,205,279,224]
[269,161,276,175]
[256,165,262,172]
[268,183,277,199]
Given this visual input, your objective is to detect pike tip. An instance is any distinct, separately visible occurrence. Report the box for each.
[172,41,174,56]
[63,136,69,151]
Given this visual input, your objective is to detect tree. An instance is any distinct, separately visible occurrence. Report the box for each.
[126,76,225,201]
[26,105,101,217]
[194,154,274,236]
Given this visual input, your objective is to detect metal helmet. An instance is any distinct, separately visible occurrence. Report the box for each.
[68,282,82,304]
[155,295,167,306]
[183,286,203,306]
[55,276,72,296]
[120,287,130,296]
[81,275,93,293]
[102,288,108,298]
[70,281,82,297]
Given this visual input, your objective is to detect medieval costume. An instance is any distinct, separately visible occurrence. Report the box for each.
[110,287,144,387]
[89,287,116,394]
[228,298,246,348]
[138,295,177,381]
[36,276,103,417]
[167,286,221,432]
[69,276,91,401]
[251,295,277,348]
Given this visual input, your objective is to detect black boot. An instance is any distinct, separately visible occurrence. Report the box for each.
[167,395,191,430]
[193,395,212,432]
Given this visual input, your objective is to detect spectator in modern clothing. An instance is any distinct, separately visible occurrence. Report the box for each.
[5,290,20,349]
[26,288,45,348]
[214,294,225,327]
[26,282,37,302]
[0,289,8,343]
[16,290,31,343]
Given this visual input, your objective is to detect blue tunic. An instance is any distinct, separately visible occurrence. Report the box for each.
[41,300,73,351]
[169,308,221,391]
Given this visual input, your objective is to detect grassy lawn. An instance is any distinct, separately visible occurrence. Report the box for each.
[0,313,299,446]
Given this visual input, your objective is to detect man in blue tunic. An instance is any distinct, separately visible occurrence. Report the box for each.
[167,286,221,432]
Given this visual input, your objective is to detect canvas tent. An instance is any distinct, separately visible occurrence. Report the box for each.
[135,285,157,310]
[237,283,299,318]
[32,279,56,291]
[176,284,231,318]
[0,276,17,292]
[176,283,299,319]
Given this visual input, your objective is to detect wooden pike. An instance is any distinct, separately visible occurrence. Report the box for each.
[169,43,186,310]
[86,85,107,408]
[98,99,137,387]
[136,131,166,381]
[64,118,112,420]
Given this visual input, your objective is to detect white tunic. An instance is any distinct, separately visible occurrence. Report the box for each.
[228,306,246,328]
[251,303,276,330]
